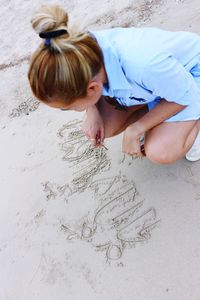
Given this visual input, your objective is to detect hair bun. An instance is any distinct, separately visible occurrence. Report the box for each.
[31,5,68,34]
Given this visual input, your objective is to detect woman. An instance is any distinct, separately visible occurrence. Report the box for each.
[28,4,200,164]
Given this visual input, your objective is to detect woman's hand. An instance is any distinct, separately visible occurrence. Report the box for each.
[122,124,145,157]
[82,105,105,147]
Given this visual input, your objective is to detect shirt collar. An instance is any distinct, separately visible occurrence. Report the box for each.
[90,30,133,95]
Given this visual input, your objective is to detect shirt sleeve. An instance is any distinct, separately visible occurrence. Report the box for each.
[141,53,200,106]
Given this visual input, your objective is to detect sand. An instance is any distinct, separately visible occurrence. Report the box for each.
[1,0,200,299]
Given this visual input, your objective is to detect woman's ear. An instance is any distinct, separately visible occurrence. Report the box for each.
[87,80,102,97]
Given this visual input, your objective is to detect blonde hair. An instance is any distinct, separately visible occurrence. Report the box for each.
[28,5,104,104]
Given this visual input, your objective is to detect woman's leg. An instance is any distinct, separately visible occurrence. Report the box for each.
[98,96,148,137]
[145,120,200,164]
[98,97,200,164]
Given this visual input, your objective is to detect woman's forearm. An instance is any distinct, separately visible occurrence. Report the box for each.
[131,99,186,134]
[86,96,103,114]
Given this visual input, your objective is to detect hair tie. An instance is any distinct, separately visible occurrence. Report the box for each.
[39,29,68,39]
[44,38,51,47]
[39,29,68,48]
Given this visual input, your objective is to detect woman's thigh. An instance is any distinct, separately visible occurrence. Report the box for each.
[98,96,148,137]
[145,120,200,164]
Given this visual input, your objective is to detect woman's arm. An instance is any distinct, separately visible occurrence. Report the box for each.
[130,99,186,135]
[82,103,105,146]
[122,99,186,156]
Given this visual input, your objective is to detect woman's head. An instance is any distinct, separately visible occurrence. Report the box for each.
[28,5,105,110]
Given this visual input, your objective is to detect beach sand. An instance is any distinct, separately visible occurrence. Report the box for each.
[1,0,200,299]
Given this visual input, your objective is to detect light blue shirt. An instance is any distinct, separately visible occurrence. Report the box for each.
[91,27,200,121]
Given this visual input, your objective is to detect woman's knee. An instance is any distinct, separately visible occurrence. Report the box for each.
[145,139,180,164]
[104,125,127,138]
[144,121,199,164]
[104,127,118,138]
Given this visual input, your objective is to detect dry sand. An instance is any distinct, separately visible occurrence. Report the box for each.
[1,0,200,299]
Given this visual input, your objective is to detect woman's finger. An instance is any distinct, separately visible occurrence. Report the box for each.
[100,128,105,144]
[90,138,97,146]
[85,133,91,139]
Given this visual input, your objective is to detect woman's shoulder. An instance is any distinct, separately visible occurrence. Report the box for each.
[90,27,146,43]
[90,27,159,82]
[91,27,152,64]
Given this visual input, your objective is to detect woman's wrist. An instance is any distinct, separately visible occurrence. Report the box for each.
[128,121,145,137]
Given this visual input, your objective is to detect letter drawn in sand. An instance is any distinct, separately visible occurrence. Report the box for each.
[57,120,111,194]
[79,178,160,261]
